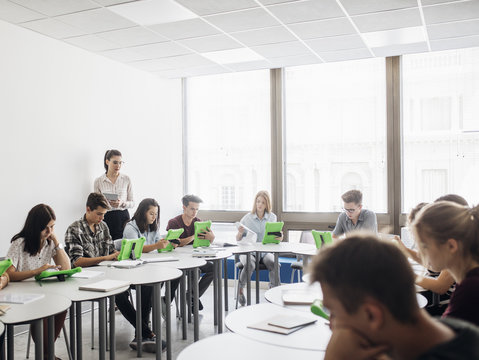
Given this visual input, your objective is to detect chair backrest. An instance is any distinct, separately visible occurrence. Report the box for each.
[298,231,315,245]
[311,230,333,250]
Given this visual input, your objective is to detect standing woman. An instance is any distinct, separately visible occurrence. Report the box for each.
[6,204,71,356]
[94,149,134,240]
[235,190,282,306]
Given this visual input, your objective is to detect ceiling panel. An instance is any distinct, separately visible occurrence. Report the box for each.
[318,47,372,62]
[352,8,422,32]
[56,8,137,33]
[10,0,99,17]
[226,59,272,71]
[266,0,344,24]
[132,41,192,58]
[205,8,279,32]
[174,0,258,16]
[288,17,356,39]
[179,34,242,52]
[428,19,479,40]
[98,26,168,47]
[93,0,137,5]
[372,41,428,57]
[129,58,175,71]
[148,18,220,40]
[306,34,366,52]
[252,41,311,58]
[338,0,418,16]
[230,26,297,46]
[21,18,89,39]
[100,47,151,62]
[423,1,479,25]
[269,53,319,67]
[64,34,119,51]
[0,0,44,23]
[259,0,302,5]
[431,34,479,51]
[173,64,226,77]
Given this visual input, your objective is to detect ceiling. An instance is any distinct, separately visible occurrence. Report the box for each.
[1,0,479,78]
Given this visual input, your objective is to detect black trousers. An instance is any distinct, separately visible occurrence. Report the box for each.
[115,286,153,338]
[104,209,130,240]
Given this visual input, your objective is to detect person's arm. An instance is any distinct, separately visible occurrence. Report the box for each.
[50,232,71,270]
[179,235,194,247]
[236,226,245,241]
[331,215,343,240]
[143,239,168,253]
[6,263,60,282]
[416,270,455,295]
[0,273,9,290]
[93,177,101,193]
[325,327,389,360]
[393,235,422,263]
[74,252,119,268]
[363,210,378,233]
[198,228,215,243]
[121,176,134,209]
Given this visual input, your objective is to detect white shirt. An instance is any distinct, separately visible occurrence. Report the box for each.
[94,173,134,210]
[7,238,56,271]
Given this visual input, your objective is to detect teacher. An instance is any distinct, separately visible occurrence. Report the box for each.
[94,149,134,240]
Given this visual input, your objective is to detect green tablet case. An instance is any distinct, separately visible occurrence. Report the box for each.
[0,259,12,276]
[35,267,82,281]
[118,237,146,261]
[193,221,212,248]
[158,228,185,253]
[262,222,284,244]
[310,299,330,321]
[311,231,333,250]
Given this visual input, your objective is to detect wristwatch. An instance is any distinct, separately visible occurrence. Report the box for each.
[54,243,64,251]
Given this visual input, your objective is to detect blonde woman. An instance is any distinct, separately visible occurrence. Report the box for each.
[236,191,282,306]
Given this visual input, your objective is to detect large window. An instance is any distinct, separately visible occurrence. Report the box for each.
[402,48,479,212]
[185,70,271,210]
[284,58,388,213]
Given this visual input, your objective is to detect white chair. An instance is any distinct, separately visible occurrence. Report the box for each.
[290,231,315,283]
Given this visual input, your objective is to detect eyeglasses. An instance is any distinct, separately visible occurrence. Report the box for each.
[342,208,358,214]
[111,160,124,165]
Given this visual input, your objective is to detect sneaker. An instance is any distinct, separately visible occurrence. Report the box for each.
[191,299,203,313]
[129,338,138,350]
[238,292,246,307]
[142,336,167,353]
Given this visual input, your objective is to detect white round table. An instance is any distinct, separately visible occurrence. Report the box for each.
[225,303,331,351]
[177,333,325,360]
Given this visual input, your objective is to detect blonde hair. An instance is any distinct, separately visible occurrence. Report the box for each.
[251,190,272,214]
[412,201,479,262]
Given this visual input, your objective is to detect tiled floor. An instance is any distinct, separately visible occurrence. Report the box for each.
[10,284,267,359]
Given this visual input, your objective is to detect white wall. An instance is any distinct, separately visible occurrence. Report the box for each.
[0,20,184,255]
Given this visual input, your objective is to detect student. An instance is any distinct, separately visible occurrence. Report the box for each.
[65,193,163,353]
[311,233,479,360]
[123,198,181,310]
[412,201,479,327]
[235,190,282,306]
[94,149,134,240]
[332,190,377,239]
[6,204,70,357]
[396,194,468,316]
[166,194,214,311]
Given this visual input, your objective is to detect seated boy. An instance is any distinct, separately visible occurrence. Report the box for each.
[310,233,479,360]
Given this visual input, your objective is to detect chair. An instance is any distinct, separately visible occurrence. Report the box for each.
[290,231,316,283]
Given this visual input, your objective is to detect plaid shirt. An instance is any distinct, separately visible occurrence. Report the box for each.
[65,215,115,266]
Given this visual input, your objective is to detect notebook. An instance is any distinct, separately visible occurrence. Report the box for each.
[0,293,45,304]
[110,260,143,269]
[79,279,130,292]
[282,290,317,305]
[143,257,178,263]
[248,315,316,335]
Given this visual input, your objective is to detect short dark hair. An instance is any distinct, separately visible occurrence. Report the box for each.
[132,198,160,233]
[311,233,418,324]
[87,193,111,211]
[104,149,122,173]
[341,190,362,205]
[435,194,468,206]
[408,202,428,224]
[12,204,56,256]
[182,194,203,207]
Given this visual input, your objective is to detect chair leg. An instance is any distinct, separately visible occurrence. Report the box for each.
[290,269,295,284]
[91,301,95,349]
[62,325,73,360]
[235,269,241,309]
[26,328,31,359]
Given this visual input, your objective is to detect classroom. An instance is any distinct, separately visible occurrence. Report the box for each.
[1,0,479,359]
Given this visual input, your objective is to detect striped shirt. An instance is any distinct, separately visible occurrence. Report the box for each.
[94,173,134,210]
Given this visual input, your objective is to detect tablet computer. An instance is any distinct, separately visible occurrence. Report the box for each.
[35,267,82,282]
[0,258,12,276]
[118,237,145,261]
[103,192,119,201]
[193,220,212,248]
[311,230,333,249]
[262,222,284,244]
[158,228,185,253]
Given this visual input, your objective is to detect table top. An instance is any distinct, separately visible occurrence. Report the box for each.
[104,265,182,285]
[141,252,207,270]
[174,246,233,261]
[231,242,316,254]
[177,333,325,360]
[0,291,71,325]
[225,303,331,351]
[265,282,323,313]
